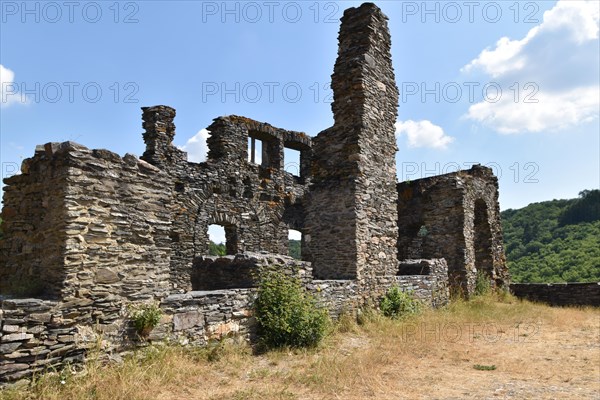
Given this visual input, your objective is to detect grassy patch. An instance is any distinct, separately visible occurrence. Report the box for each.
[473,364,497,371]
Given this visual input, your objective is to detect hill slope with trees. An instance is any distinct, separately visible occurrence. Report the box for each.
[501,190,600,283]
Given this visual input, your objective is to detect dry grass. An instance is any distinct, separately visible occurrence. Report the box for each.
[2,294,598,400]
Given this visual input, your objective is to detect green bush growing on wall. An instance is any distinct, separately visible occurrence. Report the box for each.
[254,270,329,349]
[380,286,421,319]
[129,303,162,338]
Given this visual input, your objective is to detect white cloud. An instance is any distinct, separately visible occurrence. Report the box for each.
[462,35,530,78]
[180,129,210,163]
[466,86,599,134]
[0,64,27,107]
[463,1,598,77]
[462,0,599,134]
[288,229,301,240]
[395,120,454,149]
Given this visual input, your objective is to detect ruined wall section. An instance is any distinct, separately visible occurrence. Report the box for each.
[141,106,186,168]
[191,252,313,291]
[461,166,508,291]
[140,107,311,291]
[397,176,465,287]
[0,142,173,306]
[510,283,600,307]
[0,144,69,298]
[306,3,399,281]
[397,166,507,295]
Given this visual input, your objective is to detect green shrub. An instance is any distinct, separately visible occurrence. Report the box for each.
[473,364,497,371]
[129,303,162,337]
[379,286,421,319]
[474,270,492,296]
[254,270,329,349]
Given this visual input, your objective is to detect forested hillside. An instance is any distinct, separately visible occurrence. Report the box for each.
[289,240,301,260]
[501,190,600,283]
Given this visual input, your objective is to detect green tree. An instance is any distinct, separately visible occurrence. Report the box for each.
[502,190,600,283]
[559,189,600,226]
[208,241,226,256]
[288,239,301,260]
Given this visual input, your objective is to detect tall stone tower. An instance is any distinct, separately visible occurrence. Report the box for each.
[306,3,399,281]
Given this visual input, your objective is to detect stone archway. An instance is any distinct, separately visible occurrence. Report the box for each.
[473,199,493,279]
[189,185,241,258]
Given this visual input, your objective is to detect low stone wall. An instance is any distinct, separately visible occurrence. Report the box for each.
[192,253,312,290]
[510,283,600,307]
[1,256,449,386]
[0,298,99,384]
[311,280,360,315]
[158,290,256,346]
[309,258,450,315]
[395,259,450,308]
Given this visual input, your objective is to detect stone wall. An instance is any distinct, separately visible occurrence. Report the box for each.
[139,109,312,291]
[308,258,450,316]
[396,259,450,307]
[306,3,399,281]
[0,141,173,303]
[158,289,256,346]
[510,283,600,307]
[0,298,101,384]
[1,256,449,385]
[397,165,507,295]
[191,252,312,291]
[0,144,69,299]
[154,257,450,346]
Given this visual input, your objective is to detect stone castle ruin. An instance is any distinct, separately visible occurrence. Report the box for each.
[0,3,507,384]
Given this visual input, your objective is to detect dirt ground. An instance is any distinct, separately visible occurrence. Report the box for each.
[156,302,600,400]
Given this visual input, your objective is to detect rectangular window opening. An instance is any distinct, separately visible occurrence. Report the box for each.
[284,147,301,176]
[247,137,264,165]
[288,229,302,260]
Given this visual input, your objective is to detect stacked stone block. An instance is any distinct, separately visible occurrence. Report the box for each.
[397,165,507,295]
[306,3,399,281]
[139,111,312,291]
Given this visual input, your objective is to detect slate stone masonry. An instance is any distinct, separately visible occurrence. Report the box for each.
[397,166,508,295]
[0,3,509,386]
[306,3,399,281]
[510,283,600,307]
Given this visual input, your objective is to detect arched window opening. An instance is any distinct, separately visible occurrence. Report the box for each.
[208,223,238,255]
[474,199,493,278]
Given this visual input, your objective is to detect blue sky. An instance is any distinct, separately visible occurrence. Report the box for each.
[1,1,599,224]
